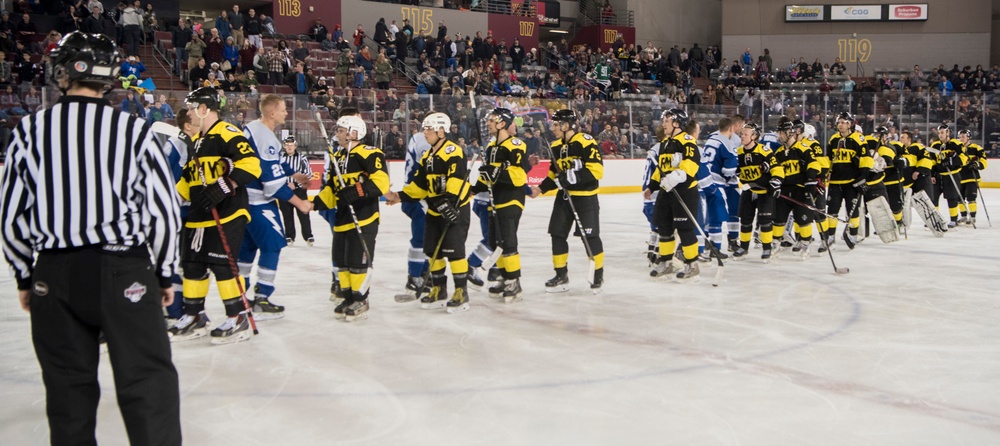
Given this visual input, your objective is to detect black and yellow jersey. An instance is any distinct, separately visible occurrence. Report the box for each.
[647,131,700,192]
[177,119,262,228]
[400,139,471,213]
[737,141,784,194]
[872,141,900,186]
[908,142,935,183]
[315,143,390,233]
[803,137,830,178]
[478,135,527,209]
[960,142,988,184]
[539,131,604,196]
[776,138,821,187]
[827,131,871,184]
[930,138,967,177]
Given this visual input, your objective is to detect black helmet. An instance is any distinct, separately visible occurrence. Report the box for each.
[47,31,122,91]
[835,112,854,123]
[186,87,223,111]
[743,122,762,139]
[283,135,296,144]
[661,108,689,128]
[791,119,805,133]
[957,129,971,137]
[874,125,889,135]
[775,118,794,133]
[936,124,951,132]
[487,107,514,127]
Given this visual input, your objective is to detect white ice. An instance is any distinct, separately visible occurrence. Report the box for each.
[1,189,999,446]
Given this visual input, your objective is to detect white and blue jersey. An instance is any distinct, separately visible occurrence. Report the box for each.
[642,145,659,203]
[760,131,783,152]
[701,131,739,188]
[403,132,431,277]
[243,120,295,206]
[163,134,190,317]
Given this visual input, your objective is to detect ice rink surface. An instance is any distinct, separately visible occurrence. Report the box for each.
[1,189,999,446]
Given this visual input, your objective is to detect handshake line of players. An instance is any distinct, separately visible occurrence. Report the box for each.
[640,110,988,279]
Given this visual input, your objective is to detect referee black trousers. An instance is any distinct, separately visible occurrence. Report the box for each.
[30,245,181,446]
[280,188,313,241]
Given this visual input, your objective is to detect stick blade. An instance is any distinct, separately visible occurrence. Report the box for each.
[587,259,596,285]
[712,265,724,287]
[836,267,850,275]
[394,294,417,303]
[480,247,503,271]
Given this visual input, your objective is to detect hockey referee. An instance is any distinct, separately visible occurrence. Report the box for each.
[0,32,182,444]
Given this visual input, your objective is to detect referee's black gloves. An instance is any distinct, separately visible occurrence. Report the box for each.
[198,177,238,210]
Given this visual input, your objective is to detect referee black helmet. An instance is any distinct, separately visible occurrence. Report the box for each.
[186,87,223,111]
[47,31,122,92]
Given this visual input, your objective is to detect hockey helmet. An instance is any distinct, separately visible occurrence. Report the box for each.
[743,122,762,139]
[775,118,794,133]
[835,112,854,124]
[422,112,451,132]
[874,126,889,136]
[186,87,223,111]
[551,109,578,131]
[661,108,689,128]
[337,115,368,141]
[283,135,296,144]
[936,124,951,132]
[791,119,805,133]
[803,123,817,139]
[48,31,122,92]
[957,129,972,138]
[487,107,515,127]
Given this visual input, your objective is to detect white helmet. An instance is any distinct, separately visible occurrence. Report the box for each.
[422,112,451,132]
[803,124,817,139]
[336,115,367,141]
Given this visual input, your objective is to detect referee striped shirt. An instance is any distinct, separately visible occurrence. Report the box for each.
[280,150,312,189]
[0,95,182,290]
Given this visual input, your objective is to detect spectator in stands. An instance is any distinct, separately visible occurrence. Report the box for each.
[15,13,36,47]
[335,48,352,87]
[214,10,231,42]
[251,46,267,81]
[84,7,106,35]
[938,75,953,96]
[245,8,262,49]
[353,24,365,50]
[689,43,704,78]
[170,18,191,77]
[266,45,287,85]
[238,39,256,73]
[229,4,244,47]
[356,46,373,82]
[510,38,526,73]
[841,74,855,92]
[335,35,350,51]
[730,59,742,76]
[205,27,224,64]
[188,58,208,89]
[185,32,206,74]
[222,72,241,93]
[0,52,10,86]
[43,31,61,55]
[242,69,259,96]
[261,13,275,35]
[203,71,221,88]
[222,37,239,73]
[121,90,145,118]
[120,2,143,56]
[121,55,146,79]
[14,52,34,87]
[373,18,388,47]
[830,57,846,75]
[374,53,392,90]
[754,56,768,77]
[146,96,174,123]
[285,61,313,95]
[0,85,24,115]
[292,39,309,64]
[310,18,328,44]
[57,5,82,34]
[741,48,753,74]
[86,0,104,15]
[321,32,336,51]
[209,61,225,82]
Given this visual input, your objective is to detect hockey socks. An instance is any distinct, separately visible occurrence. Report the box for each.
[408,247,428,277]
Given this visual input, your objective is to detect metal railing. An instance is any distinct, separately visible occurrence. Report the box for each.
[34,86,1000,161]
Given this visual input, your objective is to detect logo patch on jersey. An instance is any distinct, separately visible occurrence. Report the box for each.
[684,134,694,140]
[124,282,146,303]
[33,281,49,296]
[444,144,456,154]
[226,125,241,133]
[582,134,594,140]
[511,138,523,145]
[268,145,277,156]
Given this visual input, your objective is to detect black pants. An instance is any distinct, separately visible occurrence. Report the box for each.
[827,182,860,236]
[775,187,814,231]
[489,204,523,278]
[738,190,775,234]
[124,24,143,56]
[548,193,603,261]
[886,182,904,216]
[424,203,470,261]
[961,181,979,214]
[280,188,313,241]
[652,186,699,260]
[31,245,180,446]
[332,223,378,269]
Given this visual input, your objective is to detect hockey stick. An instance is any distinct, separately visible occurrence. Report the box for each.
[842,191,863,250]
[670,188,724,287]
[191,151,259,336]
[945,171,976,229]
[545,146,597,286]
[809,194,849,274]
[778,194,849,223]
[150,121,181,138]
[315,112,374,295]
[972,169,991,227]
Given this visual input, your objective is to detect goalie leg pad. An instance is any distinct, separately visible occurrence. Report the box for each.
[911,190,947,237]
[866,196,899,243]
[901,187,913,228]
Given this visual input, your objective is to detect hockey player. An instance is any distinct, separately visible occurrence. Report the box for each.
[162,108,196,322]
[857,126,902,244]
[170,87,262,344]
[801,123,833,252]
[903,130,948,235]
[641,126,664,264]
[725,115,746,252]
[771,119,821,258]
[698,117,738,260]
[314,115,389,321]
[237,94,313,320]
[825,112,871,248]
[398,128,431,298]
[930,124,967,228]
[474,107,527,302]
[644,109,702,281]
[386,113,472,312]
[733,122,784,262]
[532,109,606,293]
[957,129,988,225]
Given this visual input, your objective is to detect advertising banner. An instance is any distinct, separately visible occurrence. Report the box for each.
[888,4,928,20]
[830,4,883,20]
[785,5,824,22]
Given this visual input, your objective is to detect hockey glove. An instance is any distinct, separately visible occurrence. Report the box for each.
[942,155,961,170]
[197,177,238,210]
[973,159,984,170]
[557,169,578,187]
[336,180,366,206]
[659,170,686,192]
[852,178,869,193]
[433,198,459,224]
[479,164,502,183]
[217,157,235,176]
[769,178,782,198]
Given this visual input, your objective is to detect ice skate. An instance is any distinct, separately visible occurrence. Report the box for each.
[285,237,294,246]
[329,280,342,303]
[590,268,604,294]
[650,258,680,277]
[209,314,252,345]
[545,268,569,293]
[421,284,449,310]
[731,241,750,261]
[843,232,857,250]
[168,312,210,342]
[761,248,773,264]
[306,237,315,246]
[947,220,958,229]
[467,268,485,289]
[394,275,426,302]
[675,262,701,282]
[503,278,523,304]
[818,235,835,253]
[344,300,369,322]
[252,297,285,321]
[446,287,470,313]
[796,239,812,260]
[488,279,506,300]
[487,267,501,282]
